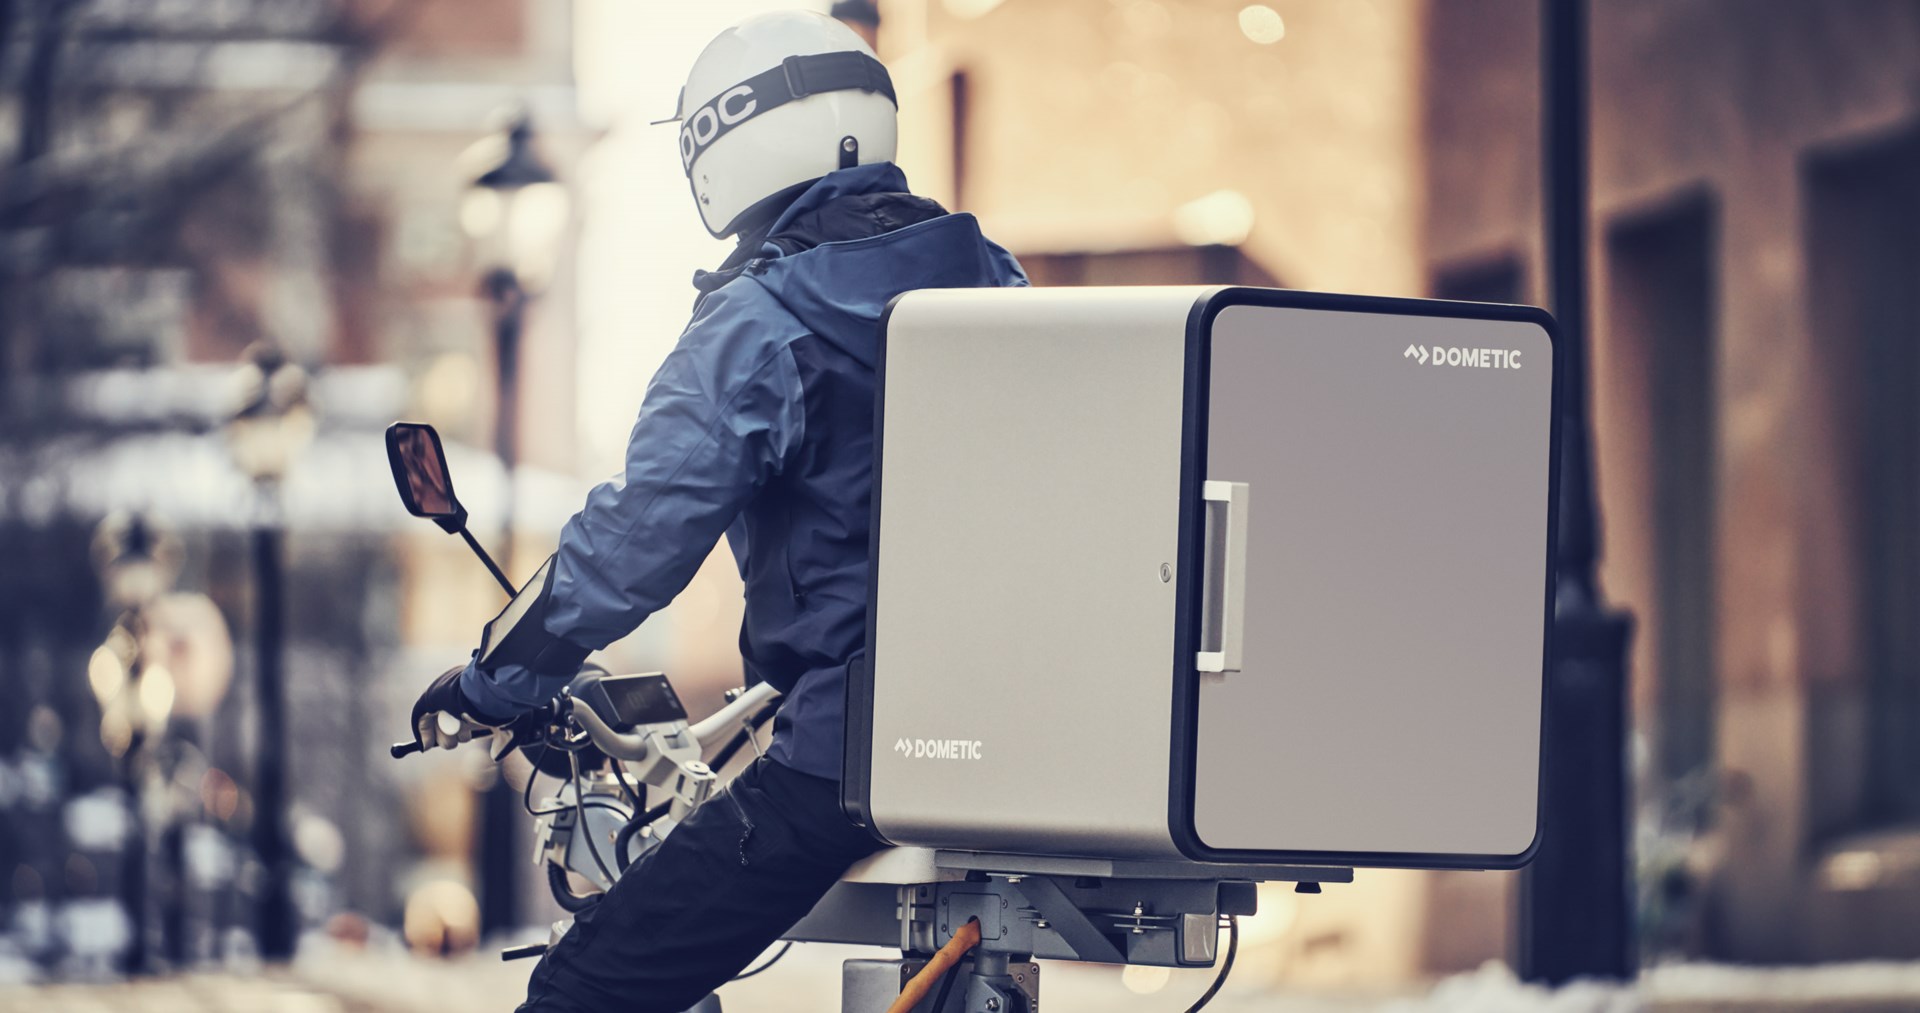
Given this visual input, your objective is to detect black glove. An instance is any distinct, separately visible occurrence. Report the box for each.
[411,663,499,749]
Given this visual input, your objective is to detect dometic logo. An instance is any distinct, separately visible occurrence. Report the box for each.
[1404,344,1523,370]
[892,737,985,761]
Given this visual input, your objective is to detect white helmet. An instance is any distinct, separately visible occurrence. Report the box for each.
[662,11,899,238]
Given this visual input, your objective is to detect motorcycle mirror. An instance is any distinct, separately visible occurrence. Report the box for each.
[385,422,467,534]
[384,422,516,595]
[381,423,515,758]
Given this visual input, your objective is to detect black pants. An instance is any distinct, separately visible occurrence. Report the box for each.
[519,756,882,1013]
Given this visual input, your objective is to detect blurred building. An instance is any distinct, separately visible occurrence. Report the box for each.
[0,0,588,969]
[1427,0,1920,966]
[6,0,1917,987]
[880,0,1920,976]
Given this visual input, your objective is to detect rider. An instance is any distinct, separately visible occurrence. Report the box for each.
[408,10,1027,1012]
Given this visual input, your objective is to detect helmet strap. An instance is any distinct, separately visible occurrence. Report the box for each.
[838,135,859,170]
[678,51,896,175]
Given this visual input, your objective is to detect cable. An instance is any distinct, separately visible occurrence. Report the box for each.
[522,741,547,814]
[614,817,642,873]
[708,702,779,772]
[546,861,600,913]
[729,941,792,981]
[612,759,644,809]
[522,741,569,818]
[887,918,981,1013]
[1180,915,1238,1013]
[707,726,755,772]
[569,747,618,888]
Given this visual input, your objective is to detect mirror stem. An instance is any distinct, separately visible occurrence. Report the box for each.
[460,527,518,596]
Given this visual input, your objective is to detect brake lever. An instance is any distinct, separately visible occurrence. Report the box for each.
[389,698,559,762]
[485,710,555,762]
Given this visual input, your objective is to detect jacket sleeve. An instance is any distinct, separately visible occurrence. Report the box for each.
[459,287,806,719]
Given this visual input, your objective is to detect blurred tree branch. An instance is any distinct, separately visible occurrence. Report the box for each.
[0,0,420,509]
[0,0,419,379]
[15,0,75,166]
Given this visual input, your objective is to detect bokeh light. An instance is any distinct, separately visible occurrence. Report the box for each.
[1239,5,1286,45]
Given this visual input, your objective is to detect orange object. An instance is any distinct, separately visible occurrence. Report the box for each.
[887,917,983,1013]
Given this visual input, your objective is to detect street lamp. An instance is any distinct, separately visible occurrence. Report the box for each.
[1520,0,1636,984]
[92,513,182,616]
[461,117,571,296]
[225,341,312,962]
[227,345,315,486]
[459,114,570,524]
[88,511,181,975]
[459,113,569,937]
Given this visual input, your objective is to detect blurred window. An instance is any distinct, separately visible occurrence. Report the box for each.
[1606,196,1719,788]
[1806,126,1920,828]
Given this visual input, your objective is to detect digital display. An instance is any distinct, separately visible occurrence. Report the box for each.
[602,674,686,728]
[479,558,553,666]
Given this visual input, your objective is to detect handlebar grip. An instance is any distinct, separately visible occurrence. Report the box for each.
[390,740,424,759]
[501,942,549,962]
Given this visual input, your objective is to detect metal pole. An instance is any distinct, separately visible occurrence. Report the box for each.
[119,663,149,975]
[1520,0,1635,984]
[161,803,188,968]
[477,267,526,936]
[251,517,296,959]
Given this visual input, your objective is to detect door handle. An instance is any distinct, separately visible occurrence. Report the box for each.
[1197,480,1249,674]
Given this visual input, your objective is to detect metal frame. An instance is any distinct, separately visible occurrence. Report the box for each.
[786,848,1353,1011]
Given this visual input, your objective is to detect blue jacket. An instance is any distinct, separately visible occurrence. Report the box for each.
[459,163,1027,779]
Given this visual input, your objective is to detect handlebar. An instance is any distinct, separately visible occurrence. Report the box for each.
[689,681,779,742]
[390,677,781,761]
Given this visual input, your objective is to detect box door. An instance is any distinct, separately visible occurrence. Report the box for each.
[1179,294,1558,866]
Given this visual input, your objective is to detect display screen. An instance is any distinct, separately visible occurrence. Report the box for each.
[601,674,686,728]
[479,558,552,666]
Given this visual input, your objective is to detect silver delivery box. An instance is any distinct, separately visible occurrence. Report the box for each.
[844,286,1560,869]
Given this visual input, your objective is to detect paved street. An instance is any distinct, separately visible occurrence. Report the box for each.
[8,943,1920,1013]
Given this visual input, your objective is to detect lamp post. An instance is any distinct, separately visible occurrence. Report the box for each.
[1521,0,1636,983]
[89,511,182,975]
[460,114,569,937]
[225,342,313,962]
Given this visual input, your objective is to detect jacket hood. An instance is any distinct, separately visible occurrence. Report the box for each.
[736,163,1027,367]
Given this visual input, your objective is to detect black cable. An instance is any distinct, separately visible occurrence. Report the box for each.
[522,741,546,814]
[612,758,644,808]
[521,742,553,816]
[613,816,641,873]
[522,741,569,817]
[1181,915,1238,1013]
[729,940,792,981]
[546,861,599,913]
[707,725,755,772]
[569,748,618,888]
